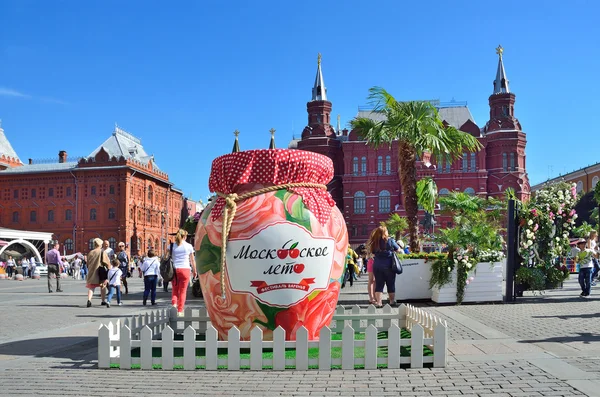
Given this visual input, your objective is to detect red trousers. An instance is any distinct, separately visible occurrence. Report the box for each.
[171,268,191,312]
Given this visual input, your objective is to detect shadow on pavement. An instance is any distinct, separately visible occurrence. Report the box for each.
[532,312,600,320]
[0,336,97,361]
[18,304,83,308]
[520,332,600,344]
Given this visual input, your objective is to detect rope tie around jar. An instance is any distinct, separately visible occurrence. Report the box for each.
[215,182,328,299]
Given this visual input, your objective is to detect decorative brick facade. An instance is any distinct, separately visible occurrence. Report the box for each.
[291,51,530,244]
[0,126,183,256]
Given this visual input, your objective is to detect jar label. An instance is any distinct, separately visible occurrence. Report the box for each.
[225,221,335,307]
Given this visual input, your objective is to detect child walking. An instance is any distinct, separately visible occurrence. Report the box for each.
[106,258,123,308]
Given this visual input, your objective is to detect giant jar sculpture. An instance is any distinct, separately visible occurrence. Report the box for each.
[195,149,348,341]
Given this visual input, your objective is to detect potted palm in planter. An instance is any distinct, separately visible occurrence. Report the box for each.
[429,192,505,304]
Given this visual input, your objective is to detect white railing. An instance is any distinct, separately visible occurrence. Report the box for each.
[98,304,447,370]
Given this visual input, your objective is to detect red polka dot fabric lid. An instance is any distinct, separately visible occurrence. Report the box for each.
[209,149,336,225]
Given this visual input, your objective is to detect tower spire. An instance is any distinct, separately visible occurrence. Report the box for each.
[232,130,240,153]
[311,53,327,101]
[269,128,276,149]
[336,114,341,133]
[493,45,510,94]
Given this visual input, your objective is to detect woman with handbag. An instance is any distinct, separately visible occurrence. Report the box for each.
[367,225,401,308]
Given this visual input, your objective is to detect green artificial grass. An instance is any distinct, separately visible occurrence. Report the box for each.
[112,328,433,370]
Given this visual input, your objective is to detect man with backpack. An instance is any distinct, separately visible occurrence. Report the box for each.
[116,242,130,295]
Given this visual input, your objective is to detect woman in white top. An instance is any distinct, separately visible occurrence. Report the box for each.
[141,248,160,305]
[171,229,197,315]
[588,231,599,283]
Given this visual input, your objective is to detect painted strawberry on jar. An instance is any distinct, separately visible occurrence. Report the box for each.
[195,149,348,341]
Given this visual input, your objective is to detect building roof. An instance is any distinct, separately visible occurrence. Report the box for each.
[356,104,475,129]
[0,123,22,164]
[0,161,78,174]
[88,125,162,171]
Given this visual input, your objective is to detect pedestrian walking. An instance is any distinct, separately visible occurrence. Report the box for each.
[367,225,401,308]
[73,256,82,280]
[45,241,64,293]
[105,258,123,308]
[141,249,160,306]
[21,258,29,278]
[6,256,15,278]
[573,238,595,298]
[170,229,197,316]
[29,256,36,278]
[116,242,129,294]
[86,238,110,307]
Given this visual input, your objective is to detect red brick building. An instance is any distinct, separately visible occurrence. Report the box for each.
[292,48,530,244]
[0,124,183,256]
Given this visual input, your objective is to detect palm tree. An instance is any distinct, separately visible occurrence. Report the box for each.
[383,213,408,242]
[351,87,481,252]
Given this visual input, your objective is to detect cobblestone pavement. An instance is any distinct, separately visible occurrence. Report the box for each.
[1,274,599,396]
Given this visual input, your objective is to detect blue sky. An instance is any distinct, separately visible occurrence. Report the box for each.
[1,0,598,202]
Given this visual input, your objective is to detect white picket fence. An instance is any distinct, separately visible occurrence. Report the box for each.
[98,303,447,370]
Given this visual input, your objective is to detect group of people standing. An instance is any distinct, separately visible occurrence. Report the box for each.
[2,255,37,278]
[44,229,197,314]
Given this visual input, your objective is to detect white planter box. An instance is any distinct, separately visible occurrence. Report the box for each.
[395,259,433,300]
[431,260,505,304]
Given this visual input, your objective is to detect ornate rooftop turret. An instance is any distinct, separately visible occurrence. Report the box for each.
[311,53,327,101]
[232,130,240,153]
[493,45,510,95]
[0,119,23,169]
[269,128,276,149]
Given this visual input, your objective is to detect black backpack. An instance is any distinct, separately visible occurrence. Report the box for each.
[160,243,175,282]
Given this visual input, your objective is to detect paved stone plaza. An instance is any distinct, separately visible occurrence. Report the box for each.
[0,275,599,396]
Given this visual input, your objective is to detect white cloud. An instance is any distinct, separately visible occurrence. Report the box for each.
[0,87,31,99]
[0,86,67,104]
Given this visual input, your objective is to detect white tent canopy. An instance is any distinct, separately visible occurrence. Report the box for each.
[0,227,54,263]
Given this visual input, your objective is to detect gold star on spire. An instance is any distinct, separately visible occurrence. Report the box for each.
[495,45,504,58]
[269,128,276,137]
[233,129,240,137]
[317,53,322,66]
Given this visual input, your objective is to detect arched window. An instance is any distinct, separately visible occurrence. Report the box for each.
[137,238,142,252]
[64,239,73,253]
[90,208,97,220]
[108,208,116,219]
[30,211,37,222]
[65,209,72,221]
[138,209,142,221]
[147,209,151,223]
[385,155,391,175]
[48,210,54,222]
[510,153,516,171]
[31,188,36,198]
[576,181,584,194]
[353,191,366,214]
[361,157,367,176]
[593,176,599,189]
[462,153,468,171]
[148,186,153,202]
[445,155,451,173]
[438,188,450,210]
[377,156,383,175]
[148,238,153,249]
[108,237,117,250]
[352,157,358,176]
[109,185,115,195]
[470,153,476,171]
[351,225,357,237]
[155,238,159,252]
[12,211,18,222]
[502,153,508,172]
[91,186,96,196]
[464,187,475,196]
[361,224,368,235]
[378,190,391,213]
